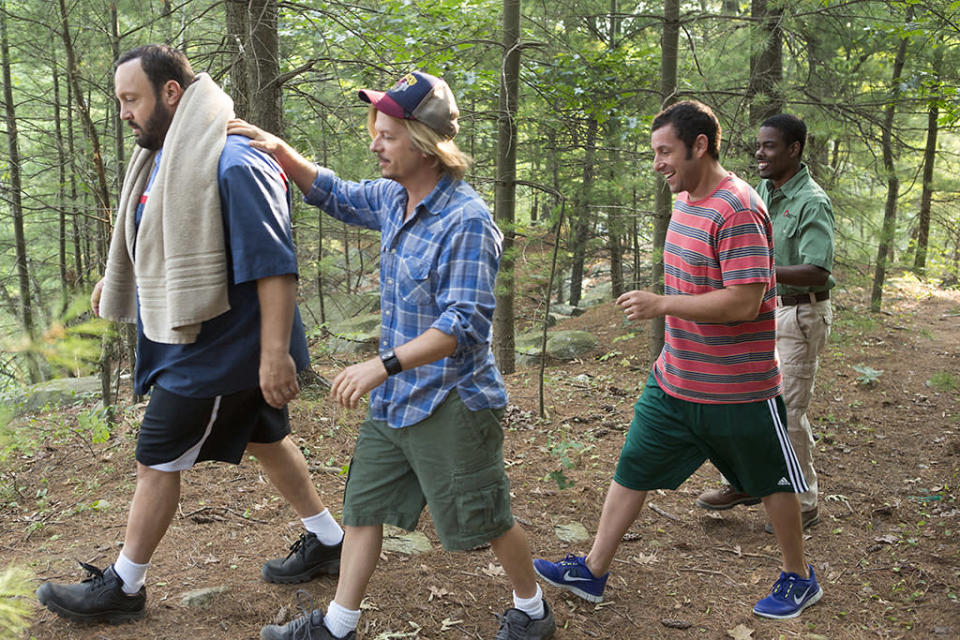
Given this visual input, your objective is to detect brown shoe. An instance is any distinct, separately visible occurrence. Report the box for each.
[695,485,761,510]
[764,506,820,534]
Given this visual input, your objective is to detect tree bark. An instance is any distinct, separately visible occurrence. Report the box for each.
[748,0,784,125]
[244,0,281,132]
[59,0,115,407]
[914,43,942,276]
[51,47,69,307]
[225,0,250,119]
[493,0,520,375]
[650,0,679,361]
[606,0,624,299]
[568,117,598,307]
[1,0,41,382]
[870,6,913,311]
[58,0,112,269]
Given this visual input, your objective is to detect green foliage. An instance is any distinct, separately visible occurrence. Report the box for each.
[853,364,884,385]
[0,565,33,637]
[77,406,112,444]
[548,469,575,490]
[2,0,960,387]
[927,371,958,392]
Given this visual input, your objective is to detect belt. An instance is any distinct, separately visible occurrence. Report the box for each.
[778,290,830,306]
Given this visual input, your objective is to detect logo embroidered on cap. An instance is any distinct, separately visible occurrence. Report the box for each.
[396,73,417,91]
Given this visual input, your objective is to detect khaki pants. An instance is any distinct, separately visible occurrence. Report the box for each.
[775,300,832,512]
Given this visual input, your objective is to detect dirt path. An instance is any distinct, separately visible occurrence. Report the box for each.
[4,274,959,639]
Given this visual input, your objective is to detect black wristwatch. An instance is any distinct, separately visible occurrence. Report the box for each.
[380,350,402,376]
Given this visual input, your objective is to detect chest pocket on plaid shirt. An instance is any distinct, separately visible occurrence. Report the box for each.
[397,255,434,305]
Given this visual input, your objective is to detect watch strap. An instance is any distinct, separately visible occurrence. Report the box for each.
[380,350,402,376]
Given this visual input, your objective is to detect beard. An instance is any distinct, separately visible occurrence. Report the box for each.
[132,101,174,150]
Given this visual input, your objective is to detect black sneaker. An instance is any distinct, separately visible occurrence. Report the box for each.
[260,590,355,640]
[36,562,146,624]
[495,600,556,640]
[262,532,342,584]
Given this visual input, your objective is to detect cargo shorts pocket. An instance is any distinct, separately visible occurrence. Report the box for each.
[453,463,511,534]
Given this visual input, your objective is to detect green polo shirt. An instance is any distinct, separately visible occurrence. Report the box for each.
[757,163,835,296]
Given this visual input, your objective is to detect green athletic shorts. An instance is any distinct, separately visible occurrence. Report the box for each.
[614,373,807,497]
[341,392,513,551]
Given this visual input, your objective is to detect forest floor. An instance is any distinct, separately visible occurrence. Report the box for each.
[3,270,960,640]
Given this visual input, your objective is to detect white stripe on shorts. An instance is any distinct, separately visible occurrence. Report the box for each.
[150,395,222,472]
[766,397,808,493]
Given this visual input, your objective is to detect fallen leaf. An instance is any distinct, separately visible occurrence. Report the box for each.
[727,623,754,639]
[875,534,899,544]
[481,562,505,578]
[428,585,450,601]
[631,552,658,565]
[440,617,463,631]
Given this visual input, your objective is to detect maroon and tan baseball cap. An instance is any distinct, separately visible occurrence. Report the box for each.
[358,71,459,139]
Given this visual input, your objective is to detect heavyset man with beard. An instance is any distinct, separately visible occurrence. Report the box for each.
[36,44,343,624]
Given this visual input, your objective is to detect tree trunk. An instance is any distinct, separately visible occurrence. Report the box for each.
[58,0,112,267]
[606,0,624,299]
[493,0,520,375]
[225,0,250,119]
[914,44,942,276]
[1,1,42,382]
[59,0,115,407]
[67,62,83,286]
[748,0,784,125]
[568,117,598,307]
[244,0,281,132]
[52,48,69,308]
[650,0,679,361]
[870,6,913,312]
[111,4,125,185]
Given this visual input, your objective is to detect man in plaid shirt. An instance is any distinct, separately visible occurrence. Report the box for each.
[229,71,554,640]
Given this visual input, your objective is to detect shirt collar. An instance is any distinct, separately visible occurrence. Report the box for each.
[417,174,457,217]
[775,163,810,198]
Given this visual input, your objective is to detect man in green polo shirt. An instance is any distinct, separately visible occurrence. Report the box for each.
[696,114,834,532]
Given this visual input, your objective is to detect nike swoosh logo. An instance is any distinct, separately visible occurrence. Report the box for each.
[793,586,812,605]
[562,570,593,582]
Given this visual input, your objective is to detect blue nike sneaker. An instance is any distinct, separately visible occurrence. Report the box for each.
[753,565,823,619]
[533,554,608,603]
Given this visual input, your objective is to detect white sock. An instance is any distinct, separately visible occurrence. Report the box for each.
[513,583,545,620]
[113,551,148,594]
[301,509,344,546]
[323,600,360,639]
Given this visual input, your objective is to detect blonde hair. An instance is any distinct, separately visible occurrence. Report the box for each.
[367,107,473,181]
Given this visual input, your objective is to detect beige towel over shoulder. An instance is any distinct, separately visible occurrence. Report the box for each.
[99,73,234,344]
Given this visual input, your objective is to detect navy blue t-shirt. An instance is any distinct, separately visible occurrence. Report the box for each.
[133,135,310,397]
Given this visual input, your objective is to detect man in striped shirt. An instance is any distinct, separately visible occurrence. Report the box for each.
[534,101,822,620]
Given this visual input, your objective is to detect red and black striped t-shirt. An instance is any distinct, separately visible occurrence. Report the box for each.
[653,173,782,404]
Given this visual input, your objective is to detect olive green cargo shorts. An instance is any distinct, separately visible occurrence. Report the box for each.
[342,392,513,551]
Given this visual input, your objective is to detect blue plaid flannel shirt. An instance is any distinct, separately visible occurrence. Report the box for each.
[305,168,508,428]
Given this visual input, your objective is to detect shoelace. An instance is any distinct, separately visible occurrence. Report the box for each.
[495,609,530,640]
[557,553,582,568]
[77,561,107,585]
[285,533,310,560]
[771,574,798,599]
[279,589,319,640]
